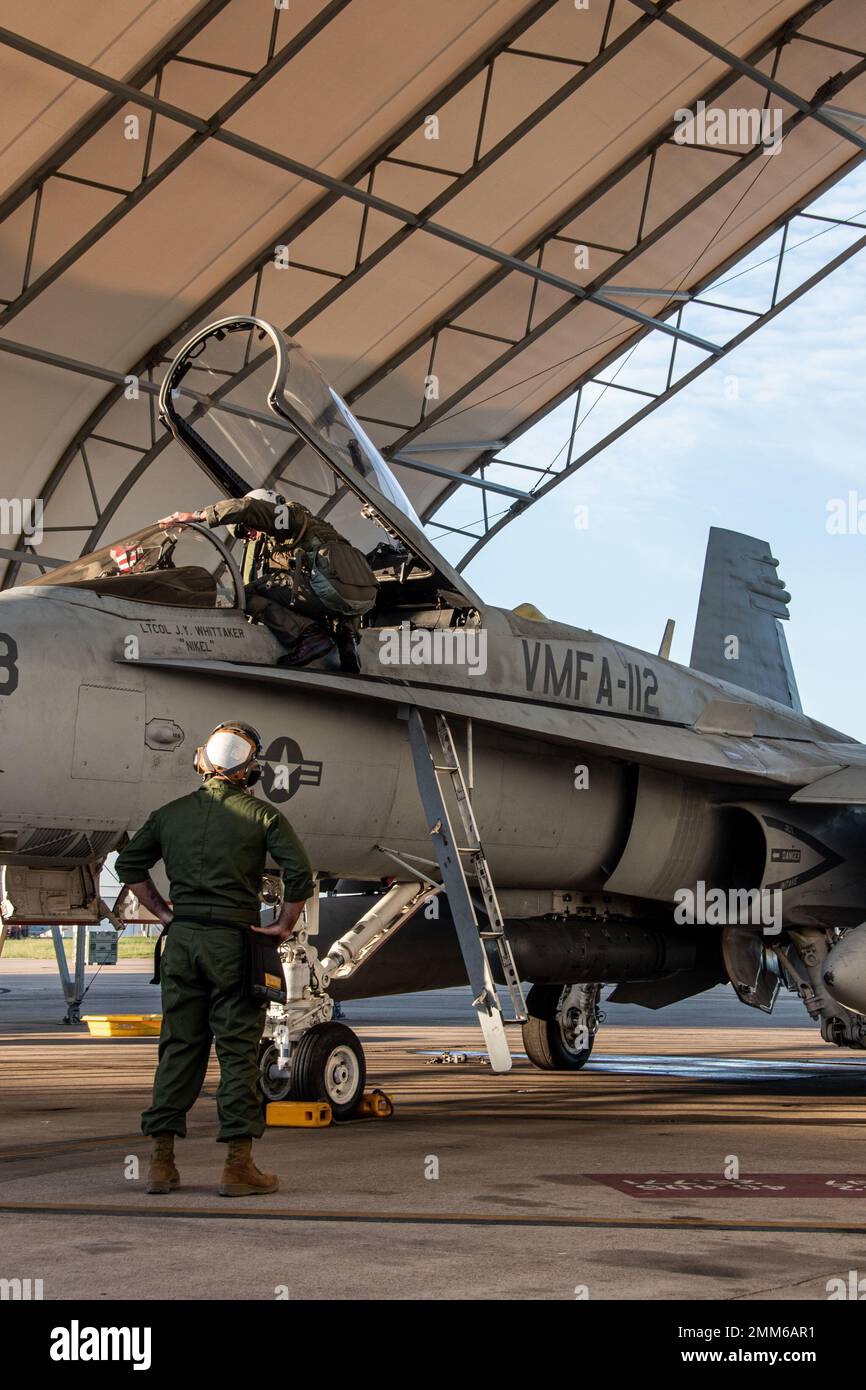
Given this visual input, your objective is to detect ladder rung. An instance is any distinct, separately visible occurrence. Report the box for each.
[410,705,529,1044]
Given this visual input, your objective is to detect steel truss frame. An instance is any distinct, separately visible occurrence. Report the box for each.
[1,0,864,581]
[436,202,866,564]
[0,0,354,321]
[0,9,718,350]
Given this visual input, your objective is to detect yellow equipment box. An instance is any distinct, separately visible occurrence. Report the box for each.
[83,1014,162,1038]
[266,1100,332,1128]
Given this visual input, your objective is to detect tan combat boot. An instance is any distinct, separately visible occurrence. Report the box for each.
[146,1134,180,1194]
[219,1138,279,1197]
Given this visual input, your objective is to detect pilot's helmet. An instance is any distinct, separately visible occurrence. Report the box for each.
[194,721,263,786]
[227,488,286,540]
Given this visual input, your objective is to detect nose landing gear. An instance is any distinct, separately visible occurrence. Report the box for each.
[259,1023,367,1119]
[293,1022,367,1119]
[258,879,432,1119]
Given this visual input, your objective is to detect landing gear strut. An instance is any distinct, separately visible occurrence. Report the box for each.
[522,983,602,1071]
[257,885,425,1120]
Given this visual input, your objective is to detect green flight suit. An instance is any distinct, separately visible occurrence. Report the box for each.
[200,496,363,659]
[115,777,314,1142]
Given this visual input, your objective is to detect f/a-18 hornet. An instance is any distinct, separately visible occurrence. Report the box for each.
[1,316,864,1116]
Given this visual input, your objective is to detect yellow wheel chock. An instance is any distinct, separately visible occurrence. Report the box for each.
[353,1088,394,1119]
[266,1100,332,1127]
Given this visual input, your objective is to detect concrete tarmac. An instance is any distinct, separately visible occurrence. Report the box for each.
[2,960,866,1301]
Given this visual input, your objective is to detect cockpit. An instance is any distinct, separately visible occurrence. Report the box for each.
[155,315,481,618]
[34,318,482,647]
[30,523,241,608]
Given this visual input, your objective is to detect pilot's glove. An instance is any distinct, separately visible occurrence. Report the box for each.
[158,510,202,528]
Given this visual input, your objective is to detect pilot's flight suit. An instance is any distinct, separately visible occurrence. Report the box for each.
[201,495,368,669]
[115,777,313,1141]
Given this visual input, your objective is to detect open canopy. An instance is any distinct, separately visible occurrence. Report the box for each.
[158,316,480,601]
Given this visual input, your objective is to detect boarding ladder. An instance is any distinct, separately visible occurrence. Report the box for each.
[404,706,526,1073]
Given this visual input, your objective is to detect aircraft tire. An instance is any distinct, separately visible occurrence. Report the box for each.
[522,984,595,1071]
[290,1021,367,1120]
[257,1040,293,1103]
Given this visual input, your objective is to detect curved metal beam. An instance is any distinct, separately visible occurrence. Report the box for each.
[628,0,866,153]
[2,0,855,583]
[0,0,355,323]
[0,15,719,352]
[0,0,232,225]
[449,213,866,568]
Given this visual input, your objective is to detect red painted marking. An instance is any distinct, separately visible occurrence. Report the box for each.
[588,1174,866,1198]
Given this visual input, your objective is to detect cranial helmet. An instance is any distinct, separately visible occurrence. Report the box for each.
[246,488,284,504]
[227,488,286,540]
[194,721,263,786]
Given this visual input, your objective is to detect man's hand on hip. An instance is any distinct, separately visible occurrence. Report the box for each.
[251,899,307,943]
[250,921,293,944]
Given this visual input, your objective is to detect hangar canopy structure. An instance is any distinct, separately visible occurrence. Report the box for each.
[1,0,866,585]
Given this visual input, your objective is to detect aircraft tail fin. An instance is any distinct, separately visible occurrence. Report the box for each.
[689,527,802,711]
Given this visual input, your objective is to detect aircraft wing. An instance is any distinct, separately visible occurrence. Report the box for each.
[127,656,851,793]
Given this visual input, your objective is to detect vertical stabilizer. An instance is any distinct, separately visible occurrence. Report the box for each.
[690,528,802,711]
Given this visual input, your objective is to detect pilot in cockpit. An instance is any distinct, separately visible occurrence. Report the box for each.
[161,489,378,674]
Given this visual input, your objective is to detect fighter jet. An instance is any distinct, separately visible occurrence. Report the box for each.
[1,315,864,1117]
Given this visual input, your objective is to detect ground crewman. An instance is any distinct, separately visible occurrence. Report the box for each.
[115,720,314,1197]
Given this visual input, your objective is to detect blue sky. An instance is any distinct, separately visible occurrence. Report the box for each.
[447,165,866,742]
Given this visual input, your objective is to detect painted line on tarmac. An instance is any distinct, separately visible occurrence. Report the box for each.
[1,1200,865,1234]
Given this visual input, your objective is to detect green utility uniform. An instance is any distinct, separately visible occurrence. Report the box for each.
[202,496,354,656]
[116,777,314,1142]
